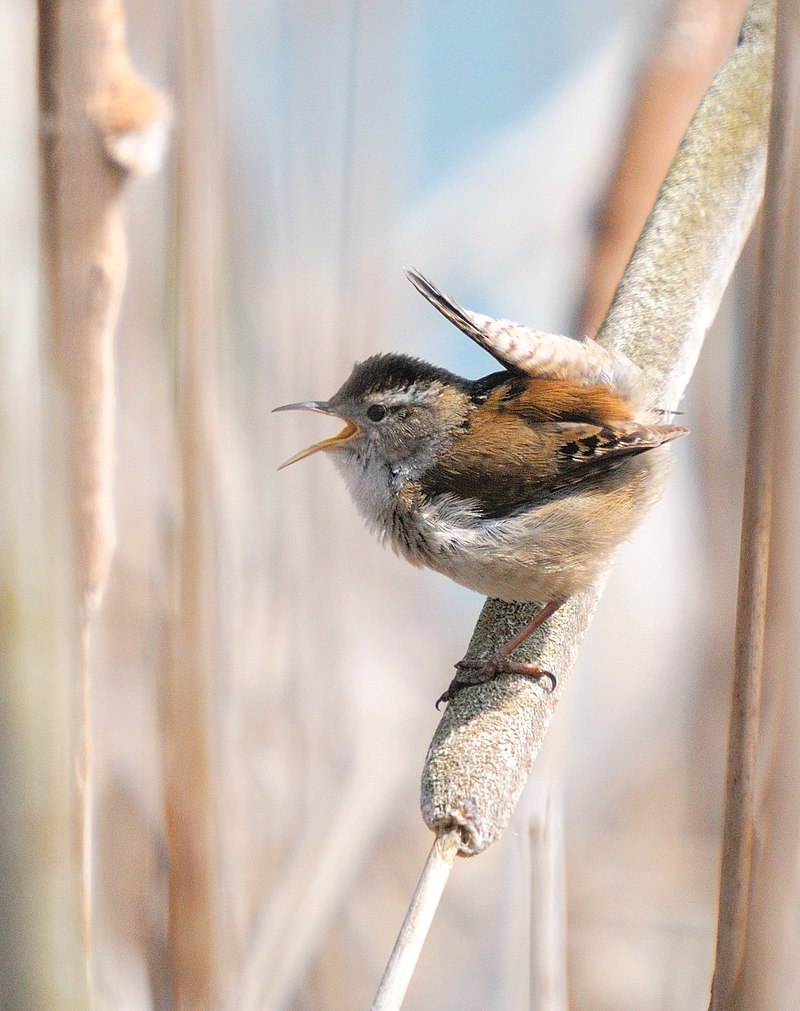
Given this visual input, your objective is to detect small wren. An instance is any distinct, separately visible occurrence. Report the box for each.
[275,270,687,705]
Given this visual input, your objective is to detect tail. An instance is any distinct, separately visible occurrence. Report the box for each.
[404,269,647,401]
[405,268,487,344]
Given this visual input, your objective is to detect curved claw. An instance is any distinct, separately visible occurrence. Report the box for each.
[454,655,557,690]
[435,656,556,708]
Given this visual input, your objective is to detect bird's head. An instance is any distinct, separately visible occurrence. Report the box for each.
[274,354,472,478]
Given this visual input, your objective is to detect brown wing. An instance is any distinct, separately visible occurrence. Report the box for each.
[482,375,637,425]
[419,403,687,518]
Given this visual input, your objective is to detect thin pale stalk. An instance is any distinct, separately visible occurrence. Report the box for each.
[165,0,223,1004]
[529,796,569,1011]
[372,830,460,1011]
[240,751,406,1011]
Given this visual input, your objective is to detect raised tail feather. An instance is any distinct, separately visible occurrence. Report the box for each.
[405,268,511,364]
[405,267,652,406]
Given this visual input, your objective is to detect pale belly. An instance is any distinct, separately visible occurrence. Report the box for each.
[394,451,668,603]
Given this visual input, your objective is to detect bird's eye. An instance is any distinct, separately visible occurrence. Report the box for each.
[367,404,386,422]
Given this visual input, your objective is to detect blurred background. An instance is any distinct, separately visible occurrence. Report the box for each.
[2,0,759,1007]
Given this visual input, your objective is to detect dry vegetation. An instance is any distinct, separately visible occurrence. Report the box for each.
[1,0,797,1008]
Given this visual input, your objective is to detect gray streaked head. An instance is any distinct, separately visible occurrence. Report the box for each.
[327,354,471,472]
[275,353,472,476]
[330,353,468,405]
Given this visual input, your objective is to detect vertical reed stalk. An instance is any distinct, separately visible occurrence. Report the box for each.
[528,796,569,1010]
[2,0,86,1003]
[713,1,800,1005]
[578,0,749,335]
[165,0,223,1004]
[38,0,166,993]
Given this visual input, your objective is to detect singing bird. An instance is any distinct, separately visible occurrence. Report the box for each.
[275,270,686,705]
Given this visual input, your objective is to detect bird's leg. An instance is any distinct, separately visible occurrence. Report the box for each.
[437,602,560,708]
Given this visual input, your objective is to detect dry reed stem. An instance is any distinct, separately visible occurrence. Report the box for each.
[39,0,168,608]
[165,0,223,1005]
[37,0,167,994]
[1,1,86,1003]
[240,751,407,1010]
[372,830,461,1011]
[528,796,569,1010]
[716,1,800,1005]
[708,3,788,1006]
[578,0,749,336]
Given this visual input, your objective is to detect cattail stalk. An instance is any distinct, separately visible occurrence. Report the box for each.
[38,0,167,992]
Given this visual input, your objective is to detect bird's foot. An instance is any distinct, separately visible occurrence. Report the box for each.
[435,655,556,709]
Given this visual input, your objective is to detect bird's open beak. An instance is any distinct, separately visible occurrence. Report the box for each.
[273,401,359,470]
